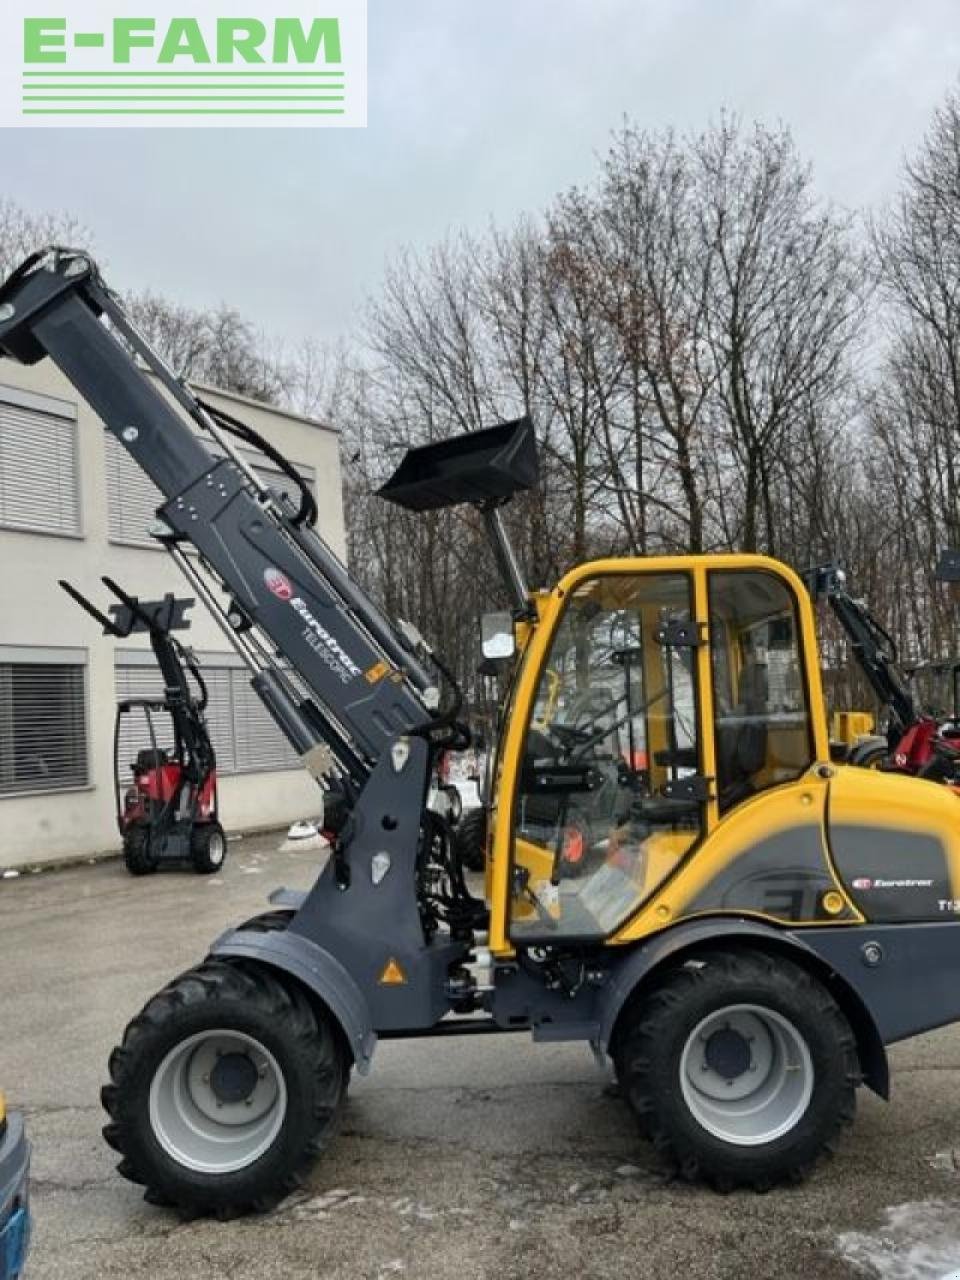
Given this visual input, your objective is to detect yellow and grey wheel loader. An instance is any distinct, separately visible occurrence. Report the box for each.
[2,248,960,1213]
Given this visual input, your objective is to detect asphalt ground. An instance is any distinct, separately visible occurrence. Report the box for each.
[2,833,959,1280]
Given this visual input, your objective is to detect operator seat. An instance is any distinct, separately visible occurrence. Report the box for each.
[715,659,768,812]
[134,748,170,773]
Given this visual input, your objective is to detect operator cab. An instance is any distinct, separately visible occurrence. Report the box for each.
[503,562,817,942]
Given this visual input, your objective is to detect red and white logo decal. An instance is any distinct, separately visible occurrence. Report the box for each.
[264,568,294,601]
[852,877,873,890]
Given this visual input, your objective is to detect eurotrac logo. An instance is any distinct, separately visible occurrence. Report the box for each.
[1,0,366,128]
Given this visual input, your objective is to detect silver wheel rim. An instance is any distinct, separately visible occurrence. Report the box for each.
[207,830,225,865]
[679,1003,814,1146]
[149,1030,287,1173]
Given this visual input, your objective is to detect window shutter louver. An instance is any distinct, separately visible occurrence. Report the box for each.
[228,668,300,773]
[105,435,165,546]
[0,400,80,536]
[0,663,88,795]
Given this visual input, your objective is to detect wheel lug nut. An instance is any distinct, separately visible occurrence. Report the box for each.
[202,1074,210,1084]
[245,1098,253,1107]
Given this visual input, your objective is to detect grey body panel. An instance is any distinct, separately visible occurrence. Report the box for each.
[288,738,470,1032]
[682,822,853,922]
[0,1113,30,1219]
[798,920,960,1044]
[829,825,950,921]
[209,925,378,1072]
[268,887,308,911]
[489,962,602,1040]
[216,741,470,1054]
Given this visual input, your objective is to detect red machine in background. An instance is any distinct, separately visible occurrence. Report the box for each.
[61,577,225,875]
[809,562,960,786]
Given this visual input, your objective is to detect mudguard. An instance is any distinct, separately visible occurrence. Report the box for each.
[600,916,889,1099]
[210,925,377,1074]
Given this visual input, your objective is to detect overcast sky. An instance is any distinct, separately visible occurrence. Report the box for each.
[2,0,959,347]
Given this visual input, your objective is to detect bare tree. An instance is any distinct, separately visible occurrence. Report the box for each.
[124,291,287,402]
[0,199,94,279]
[695,119,868,554]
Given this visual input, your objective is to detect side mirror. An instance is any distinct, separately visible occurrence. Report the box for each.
[481,611,516,662]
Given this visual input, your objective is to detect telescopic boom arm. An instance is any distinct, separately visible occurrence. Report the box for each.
[0,248,439,793]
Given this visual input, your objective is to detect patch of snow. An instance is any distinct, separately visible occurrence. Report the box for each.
[835,1200,960,1279]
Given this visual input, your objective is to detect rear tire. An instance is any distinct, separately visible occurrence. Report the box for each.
[615,950,859,1190]
[191,822,226,875]
[101,959,347,1217]
[454,808,486,873]
[123,827,158,877]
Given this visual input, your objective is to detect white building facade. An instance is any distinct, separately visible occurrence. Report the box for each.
[0,358,346,868]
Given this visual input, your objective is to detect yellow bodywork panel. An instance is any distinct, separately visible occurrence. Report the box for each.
[824,765,960,920]
[613,772,860,943]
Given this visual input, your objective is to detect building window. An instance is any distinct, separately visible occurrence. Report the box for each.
[0,659,89,795]
[0,386,81,537]
[106,436,316,548]
[115,656,299,777]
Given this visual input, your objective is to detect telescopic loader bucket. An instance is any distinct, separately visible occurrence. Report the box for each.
[378,416,538,512]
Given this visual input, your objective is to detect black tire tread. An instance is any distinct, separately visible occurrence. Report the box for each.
[101,957,345,1217]
[615,949,860,1191]
[190,821,226,875]
[234,909,295,935]
[455,808,486,873]
[123,827,157,876]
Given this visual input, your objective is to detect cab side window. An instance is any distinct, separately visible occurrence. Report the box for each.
[708,571,813,812]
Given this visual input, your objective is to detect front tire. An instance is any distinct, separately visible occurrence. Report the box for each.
[101,959,347,1217]
[123,826,158,876]
[615,950,859,1190]
[191,821,226,874]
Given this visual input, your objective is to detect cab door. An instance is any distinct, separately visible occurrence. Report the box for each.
[492,565,708,946]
